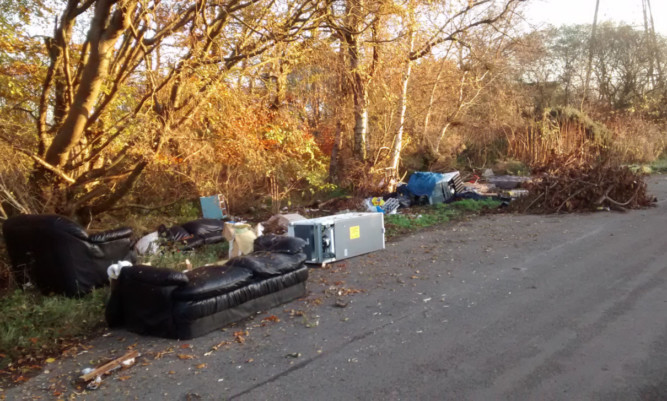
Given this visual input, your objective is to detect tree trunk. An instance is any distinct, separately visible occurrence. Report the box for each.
[421,61,445,153]
[435,122,451,154]
[388,32,414,191]
[45,1,135,168]
[349,37,368,162]
[329,44,348,182]
[581,0,600,109]
[329,121,343,182]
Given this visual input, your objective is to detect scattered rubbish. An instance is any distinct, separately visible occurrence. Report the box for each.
[507,189,529,198]
[79,350,140,387]
[364,197,401,214]
[107,260,133,281]
[134,231,159,255]
[462,182,496,194]
[488,175,531,190]
[223,222,258,258]
[87,376,102,390]
[200,194,228,220]
[285,353,302,358]
[261,213,306,235]
[406,171,463,205]
[365,197,386,213]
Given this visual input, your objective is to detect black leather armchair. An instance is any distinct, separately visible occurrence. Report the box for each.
[2,214,134,297]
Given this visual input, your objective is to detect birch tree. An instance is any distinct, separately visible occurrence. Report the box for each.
[386,0,524,188]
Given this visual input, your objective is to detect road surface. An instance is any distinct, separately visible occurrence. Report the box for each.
[6,176,667,400]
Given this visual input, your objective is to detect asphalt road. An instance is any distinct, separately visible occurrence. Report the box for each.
[6,176,667,401]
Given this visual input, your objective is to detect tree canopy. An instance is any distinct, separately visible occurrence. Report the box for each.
[0,0,665,221]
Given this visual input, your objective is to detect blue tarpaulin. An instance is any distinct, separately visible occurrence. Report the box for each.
[406,172,445,197]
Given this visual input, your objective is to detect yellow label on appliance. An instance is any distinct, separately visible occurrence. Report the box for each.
[349,225,360,239]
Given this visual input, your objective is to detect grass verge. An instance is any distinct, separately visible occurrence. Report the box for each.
[0,240,229,386]
[650,157,667,173]
[385,198,502,237]
[0,288,108,384]
[0,198,498,386]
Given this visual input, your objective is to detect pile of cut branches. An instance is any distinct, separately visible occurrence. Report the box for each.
[516,153,655,213]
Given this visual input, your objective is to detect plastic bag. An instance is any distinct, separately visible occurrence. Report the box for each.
[223,222,257,258]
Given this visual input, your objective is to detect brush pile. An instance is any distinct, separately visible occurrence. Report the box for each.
[515,154,656,213]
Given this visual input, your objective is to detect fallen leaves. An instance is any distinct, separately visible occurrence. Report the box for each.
[302,315,319,328]
[261,315,280,323]
[153,346,175,360]
[176,354,196,360]
[233,331,249,344]
[284,309,305,317]
[308,297,323,306]
[204,340,231,356]
[325,286,363,297]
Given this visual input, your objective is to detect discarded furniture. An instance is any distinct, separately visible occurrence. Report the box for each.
[2,214,133,297]
[288,212,385,264]
[158,218,226,250]
[199,194,228,220]
[106,235,308,339]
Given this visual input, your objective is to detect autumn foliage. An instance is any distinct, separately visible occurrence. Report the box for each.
[0,1,664,221]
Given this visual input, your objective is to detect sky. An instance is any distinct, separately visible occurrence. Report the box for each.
[523,0,667,35]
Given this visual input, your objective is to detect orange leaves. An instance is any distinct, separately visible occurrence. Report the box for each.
[233,330,249,344]
[261,315,280,323]
[154,154,185,166]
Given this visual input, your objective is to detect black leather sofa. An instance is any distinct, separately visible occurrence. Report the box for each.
[2,214,134,297]
[158,218,226,250]
[106,235,309,339]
